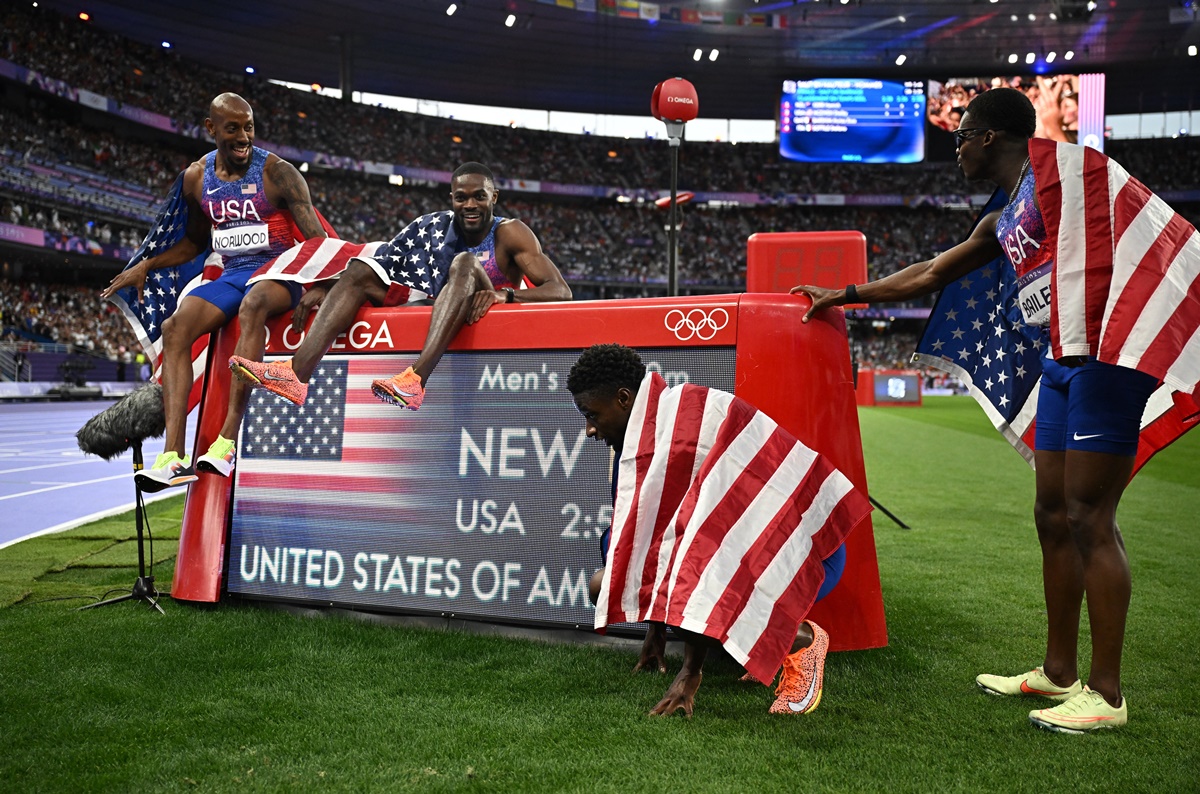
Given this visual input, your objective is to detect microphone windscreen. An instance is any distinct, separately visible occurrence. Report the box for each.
[76,384,166,460]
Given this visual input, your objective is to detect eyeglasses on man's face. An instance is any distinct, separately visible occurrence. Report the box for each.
[953,127,996,147]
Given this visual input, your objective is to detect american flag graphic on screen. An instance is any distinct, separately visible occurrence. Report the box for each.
[235,357,449,536]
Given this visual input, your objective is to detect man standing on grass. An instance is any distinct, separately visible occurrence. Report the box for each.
[567,343,866,717]
[793,88,1199,733]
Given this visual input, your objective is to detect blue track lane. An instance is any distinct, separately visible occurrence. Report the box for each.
[0,401,199,549]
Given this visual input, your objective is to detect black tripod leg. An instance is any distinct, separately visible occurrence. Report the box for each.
[79,593,138,610]
[869,495,911,530]
[76,442,166,613]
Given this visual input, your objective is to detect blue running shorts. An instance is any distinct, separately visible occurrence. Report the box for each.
[188,267,302,321]
[1034,356,1159,457]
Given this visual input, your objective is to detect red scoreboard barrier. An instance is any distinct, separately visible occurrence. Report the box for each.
[174,294,887,652]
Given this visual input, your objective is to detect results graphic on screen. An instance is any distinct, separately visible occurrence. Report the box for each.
[779,78,926,164]
[227,347,736,628]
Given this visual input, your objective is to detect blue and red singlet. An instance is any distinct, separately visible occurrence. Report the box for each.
[994,163,1053,327]
[200,146,295,273]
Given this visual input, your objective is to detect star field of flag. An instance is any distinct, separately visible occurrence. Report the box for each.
[371,210,458,296]
[114,173,212,350]
[916,256,1046,423]
[242,363,348,461]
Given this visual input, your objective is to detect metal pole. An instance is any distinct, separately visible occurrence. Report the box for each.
[668,139,679,297]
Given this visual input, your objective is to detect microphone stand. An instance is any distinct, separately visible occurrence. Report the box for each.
[664,121,684,298]
[79,441,166,613]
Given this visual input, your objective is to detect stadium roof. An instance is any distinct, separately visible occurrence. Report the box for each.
[36,0,1200,117]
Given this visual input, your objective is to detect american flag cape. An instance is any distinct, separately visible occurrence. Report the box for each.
[914,141,1200,473]
[248,211,480,303]
[107,172,218,412]
[594,372,872,685]
[108,171,336,412]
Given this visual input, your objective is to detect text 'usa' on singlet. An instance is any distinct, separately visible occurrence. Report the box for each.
[200,146,295,273]
[995,164,1054,327]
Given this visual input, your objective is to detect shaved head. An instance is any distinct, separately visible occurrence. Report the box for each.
[208,92,252,122]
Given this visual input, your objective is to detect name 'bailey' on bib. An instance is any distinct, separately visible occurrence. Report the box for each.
[1016,262,1052,326]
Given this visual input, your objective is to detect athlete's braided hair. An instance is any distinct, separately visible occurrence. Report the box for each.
[452,161,496,186]
[567,344,646,397]
[965,87,1037,139]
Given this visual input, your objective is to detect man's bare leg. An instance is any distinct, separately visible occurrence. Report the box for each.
[1033,449,1085,689]
[159,296,228,455]
[1064,449,1137,707]
[290,262,389,382]
[410,252,493,385]
[218,281,297,440]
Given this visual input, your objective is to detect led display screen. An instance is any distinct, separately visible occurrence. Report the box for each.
[779,78,926,163]
[227,347,736,627]
[873,373,921,405]
[925,72,1106,161]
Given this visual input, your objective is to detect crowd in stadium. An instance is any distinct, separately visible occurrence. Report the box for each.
[0,277,136,360]
[1,3,1197,376]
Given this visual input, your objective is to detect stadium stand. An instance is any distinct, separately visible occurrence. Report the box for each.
[1,3,1197,384]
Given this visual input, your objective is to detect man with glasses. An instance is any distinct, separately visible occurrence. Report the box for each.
[792,87,1199,733]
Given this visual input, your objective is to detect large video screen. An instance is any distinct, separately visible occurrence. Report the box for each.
[926,73,1106,160]
[779,78,926,164]
[226,347,736,628]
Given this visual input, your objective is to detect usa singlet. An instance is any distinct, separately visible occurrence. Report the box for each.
[995,162,1053,326]
[200,146,294,273]
[467,217,515,290]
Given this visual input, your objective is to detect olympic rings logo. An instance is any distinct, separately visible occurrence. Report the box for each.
[664,308,729,341]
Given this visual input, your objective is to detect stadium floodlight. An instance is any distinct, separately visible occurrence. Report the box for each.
[693,48,702,61]
[446,3,456,15]
[1047,51,1057,62]
[709,49,719,61]
[161,41,170,48]
[1065,50,1075,59]
[1025,52,1036,64]
[1008,53,1019,64]
[505,13,516,27]
[245,66,255,74]
[1190,45,1198,56]
[895,54,907,65]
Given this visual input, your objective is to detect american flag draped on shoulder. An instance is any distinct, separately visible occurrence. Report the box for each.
[594,372,871,685]
[248,210,467,302]
[915,140,1200,473]
[107,171,218,412]
[108,170,338,412]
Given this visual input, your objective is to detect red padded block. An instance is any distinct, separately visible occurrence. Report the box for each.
[746,231,868,309]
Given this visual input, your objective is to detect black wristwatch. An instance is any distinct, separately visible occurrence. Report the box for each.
[504,287,515,303]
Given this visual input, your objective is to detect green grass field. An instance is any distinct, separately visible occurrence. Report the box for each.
[2,396,1197,792]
